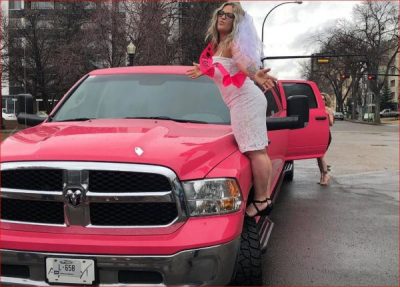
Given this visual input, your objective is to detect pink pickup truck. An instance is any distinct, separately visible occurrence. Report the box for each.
[0,66,329,286]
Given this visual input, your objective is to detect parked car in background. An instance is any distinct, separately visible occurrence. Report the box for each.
[380,109,399,118]
[1,95,18,130]
[334,111,344,120]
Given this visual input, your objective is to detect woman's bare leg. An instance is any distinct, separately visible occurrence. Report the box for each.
[245,149,273,217]
[317,157,325,183]
[317,157,330,185]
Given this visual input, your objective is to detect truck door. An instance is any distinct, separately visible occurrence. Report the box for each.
[264,89,289,191]
[278,81,329,160]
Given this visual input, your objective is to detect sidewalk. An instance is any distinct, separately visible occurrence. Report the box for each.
[344,117,399,126]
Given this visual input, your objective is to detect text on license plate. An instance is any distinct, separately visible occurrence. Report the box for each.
[46,258,95,285]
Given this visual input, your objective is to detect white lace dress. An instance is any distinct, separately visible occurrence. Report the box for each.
[212,56,269,153]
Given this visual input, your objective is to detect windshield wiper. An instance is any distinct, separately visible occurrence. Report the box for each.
[124,116,209,124]
[55,118,95,122]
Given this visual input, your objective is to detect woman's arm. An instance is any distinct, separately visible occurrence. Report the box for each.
[326,107,335,126]
[231,43,276,91]
[186,62,203,79]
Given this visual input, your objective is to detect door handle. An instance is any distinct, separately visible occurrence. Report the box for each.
[315,116,327,121]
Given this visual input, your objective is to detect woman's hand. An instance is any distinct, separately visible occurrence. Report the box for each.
[254,68,277,92]
[186,62,203,79]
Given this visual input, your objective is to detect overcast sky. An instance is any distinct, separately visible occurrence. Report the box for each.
[241,1,362,79]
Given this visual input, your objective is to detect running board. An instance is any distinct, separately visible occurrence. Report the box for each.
[258,216,274,252]
[284,161,293,174]
[255,161,291,252]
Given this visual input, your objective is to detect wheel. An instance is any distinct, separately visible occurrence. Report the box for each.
[230,217,263,286]
[284,161,294,182]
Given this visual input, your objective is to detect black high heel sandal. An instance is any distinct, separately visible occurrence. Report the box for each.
[246,198,273,217]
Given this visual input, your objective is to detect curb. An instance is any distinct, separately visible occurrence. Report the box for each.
[344,119,399,126]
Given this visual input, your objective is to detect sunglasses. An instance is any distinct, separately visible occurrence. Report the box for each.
[217,10,235,20]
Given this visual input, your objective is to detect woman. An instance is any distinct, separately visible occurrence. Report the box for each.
[317,93,334,186]
[186,2,276,217]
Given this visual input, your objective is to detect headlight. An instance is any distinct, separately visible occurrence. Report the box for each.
[182,178,242,216]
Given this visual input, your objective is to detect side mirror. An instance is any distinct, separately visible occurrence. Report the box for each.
[287,95,309,128]
[17,93,34,114]
[16,94,46,127]
[17,113,46,127]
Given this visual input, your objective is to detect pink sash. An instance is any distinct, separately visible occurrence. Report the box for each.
[199,44,247,88]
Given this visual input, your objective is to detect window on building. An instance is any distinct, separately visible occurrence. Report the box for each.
[9,0,23,10]
[391,80,396,87]
[31,1,54,9]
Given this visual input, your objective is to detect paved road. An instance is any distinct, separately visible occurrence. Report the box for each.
[264,121,398,286]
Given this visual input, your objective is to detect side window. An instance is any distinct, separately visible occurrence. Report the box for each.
[265,90,278,117]
[282,83,318,109]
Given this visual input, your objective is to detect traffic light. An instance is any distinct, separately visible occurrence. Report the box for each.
[367,74,377,80]
[340,74,350,80]
[317,58,330,64]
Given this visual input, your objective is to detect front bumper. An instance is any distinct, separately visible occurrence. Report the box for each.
[0,237,240,286]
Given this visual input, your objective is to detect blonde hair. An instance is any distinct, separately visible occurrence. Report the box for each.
[321,93,332,107]
[205,2,245,52]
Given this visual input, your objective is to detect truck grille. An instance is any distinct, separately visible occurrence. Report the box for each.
[1,169,63,191]
[91,202,178,226]
[1,198,64,224]
[89,170,171,192]
[0,162,184,230]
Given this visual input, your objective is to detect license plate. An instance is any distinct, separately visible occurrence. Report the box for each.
[46,258,95,285]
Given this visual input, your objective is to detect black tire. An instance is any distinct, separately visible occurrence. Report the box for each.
[284,161,294,182]
[230,217,263,286]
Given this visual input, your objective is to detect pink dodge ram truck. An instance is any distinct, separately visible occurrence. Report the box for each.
[0,66,329,286]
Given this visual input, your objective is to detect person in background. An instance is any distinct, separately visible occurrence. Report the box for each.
[318,93,334,186]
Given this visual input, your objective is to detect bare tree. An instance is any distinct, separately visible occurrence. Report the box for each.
[1,14,8,129]
[51,1,96,105]
[308,22,366,113]
[87,1,128,68]
[122,0,181,65]
[177,1,224,65]
[1,14,9,86]
[4,10,59,112]
[308,1,398,121]
[122,0,223,65]
[353,0,399,123]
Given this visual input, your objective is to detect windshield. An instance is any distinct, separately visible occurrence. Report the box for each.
[52,74,230,125]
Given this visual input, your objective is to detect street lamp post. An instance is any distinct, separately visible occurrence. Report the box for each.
[127,42,136,67]
[261,1,303,44]
[22,37,27,93]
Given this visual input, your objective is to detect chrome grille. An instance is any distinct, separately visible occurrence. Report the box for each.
[0,162,186,232]
[89,170,171,192]
[1,198,64,224]
[90,202,178,226]
[1,169,63,191]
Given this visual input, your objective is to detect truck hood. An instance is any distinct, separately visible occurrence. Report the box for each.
[1,119,238,180]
